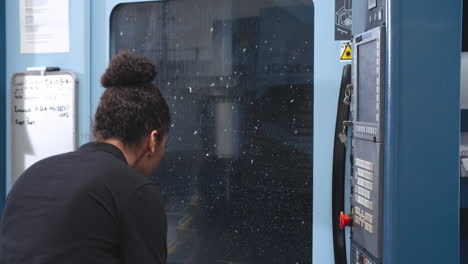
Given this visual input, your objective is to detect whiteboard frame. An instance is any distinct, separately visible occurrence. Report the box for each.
[9,71,78,183]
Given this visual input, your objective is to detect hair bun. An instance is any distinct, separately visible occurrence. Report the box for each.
[100,52,157,88]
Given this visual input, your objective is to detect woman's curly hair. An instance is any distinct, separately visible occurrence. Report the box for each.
[93,52,171,145]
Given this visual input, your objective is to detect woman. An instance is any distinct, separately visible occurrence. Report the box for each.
[0,52,171,264]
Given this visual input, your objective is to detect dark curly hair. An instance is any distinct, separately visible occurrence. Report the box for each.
[93,52,171,146]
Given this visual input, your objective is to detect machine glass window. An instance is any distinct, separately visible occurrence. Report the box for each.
[110,1,314,263]
[357,40,378,123]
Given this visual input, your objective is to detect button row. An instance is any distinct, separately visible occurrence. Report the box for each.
[357,168,374,181]
[355,158,374,172]
[355,194,374,210]
[355,185,371,199]
[355,125,377,135]
[354,215,374,234]
[357,177,374,191]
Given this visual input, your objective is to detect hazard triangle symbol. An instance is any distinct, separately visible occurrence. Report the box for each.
[341,44,352,61]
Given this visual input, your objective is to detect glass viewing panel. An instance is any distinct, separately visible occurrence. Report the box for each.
[111,1,314,263]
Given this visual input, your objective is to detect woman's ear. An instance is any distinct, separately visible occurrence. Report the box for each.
[148,130,159,153]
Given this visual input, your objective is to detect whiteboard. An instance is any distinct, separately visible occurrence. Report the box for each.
[10,72,77,183]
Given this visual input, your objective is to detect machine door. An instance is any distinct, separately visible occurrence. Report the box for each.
[109,1,314,263]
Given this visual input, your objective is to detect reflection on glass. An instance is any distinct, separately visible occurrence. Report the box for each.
[111,1,314,263]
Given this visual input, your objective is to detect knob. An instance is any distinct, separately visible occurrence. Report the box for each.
[340,211,352,229]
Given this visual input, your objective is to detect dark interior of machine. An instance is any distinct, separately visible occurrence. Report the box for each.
[110,1,314,263]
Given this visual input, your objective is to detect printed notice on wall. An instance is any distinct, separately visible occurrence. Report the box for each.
[20,0,69,54]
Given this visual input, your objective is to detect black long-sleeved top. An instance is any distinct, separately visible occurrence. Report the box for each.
[0,142,167,264]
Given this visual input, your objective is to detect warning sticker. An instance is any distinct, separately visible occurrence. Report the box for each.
[340,42,352,62]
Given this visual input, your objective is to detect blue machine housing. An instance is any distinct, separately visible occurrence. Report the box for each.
[383,0,461,263]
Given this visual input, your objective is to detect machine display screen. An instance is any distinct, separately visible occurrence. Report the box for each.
[357,40,377,123]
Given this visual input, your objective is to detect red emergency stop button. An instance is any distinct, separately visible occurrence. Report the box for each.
[340,211,352,229]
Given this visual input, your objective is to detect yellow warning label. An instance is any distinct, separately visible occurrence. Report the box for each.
[340,43,352,61]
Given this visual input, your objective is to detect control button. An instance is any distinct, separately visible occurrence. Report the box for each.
[366,213,374,224]
[368,171,374,181]
[356,186,362,196]
[364,189,370,199]
[355,158,363,168]
[364,199,370,209]
[357,168,373,181]
[364,180,374,190]
[355,158,374,172]
[357,168,365,178]
[340,211,353,229]
[354,215,361,226]
[356,194,374,210]
[354,206,360,216]
[356,186,371,199]
[365,223,374,233]
[357,177,365,187]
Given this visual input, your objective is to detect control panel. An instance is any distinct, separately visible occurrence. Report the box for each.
[351,139,383,260]
[366,0,385,30]
[349,25,386,263]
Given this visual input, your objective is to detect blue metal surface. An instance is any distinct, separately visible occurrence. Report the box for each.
[384,0,461,263]
[4,0,92,192]
[0,0,6,215]
[312,1,346,263]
